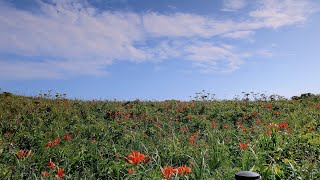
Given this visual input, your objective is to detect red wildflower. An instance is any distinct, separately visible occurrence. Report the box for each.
[128,169,134,175]
[310,127,314,131]
[279,122,288,129]
[180,126,189,133]
[249,127,254,131]
[176,164,192,175]
[45,138,61,148]
[115,153,121,158]
[255,119,262,124]
[63,134,72,140]
[242,128,247,134]
[16,150,25,159]
[53,138,61,146]
[274,111,280,115]
[161,166,176,179]
[286,129,292,134]
[48,159,56,169]
[189,135,196,144]
[55,168,65,179]
[239,142,248,149]
[41,171,50,177]
[123,113,131,119]
[211,121,218,127]
[266,130,272,135]
[45,141,54,148]
[223,125,228,129]
[125,151,145,165]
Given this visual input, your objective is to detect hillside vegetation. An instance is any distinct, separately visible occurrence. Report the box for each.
[0,92,319,179]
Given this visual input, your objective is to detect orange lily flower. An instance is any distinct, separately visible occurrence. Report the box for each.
[211,121,218,127]
[128,169,134,175]
[176,164,192,175]
[48,159,56,169]
[115,153,121,158]
[239,142,248,149]
[41,171,50,177]
[63,134,72,140]
[161,166,176,179]
[45,141,53,148]
[26,150,32,158]
[266,130,272,135]
[16,149,31,159]
[16,150,25,159]
[125,151,145,165]
[55,168,65,179]
[53,138,61,146]
[189,135,196,144]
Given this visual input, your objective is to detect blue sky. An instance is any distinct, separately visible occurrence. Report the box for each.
[1,0,320,100]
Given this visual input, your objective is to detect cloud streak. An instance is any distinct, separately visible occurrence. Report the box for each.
[222,30,255,39]
[0,0,318,79]
[222,0,247,11]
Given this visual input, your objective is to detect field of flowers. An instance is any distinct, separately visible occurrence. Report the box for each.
[0,92,319,179]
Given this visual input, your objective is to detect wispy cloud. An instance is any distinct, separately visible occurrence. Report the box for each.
[249,0,317,28]
[222,30,255,39]
[0,0,318,79]
[185,43,244,73]
[146,40,244,73]
[222,0,247,12]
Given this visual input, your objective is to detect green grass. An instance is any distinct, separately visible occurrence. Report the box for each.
[0,92,319,179]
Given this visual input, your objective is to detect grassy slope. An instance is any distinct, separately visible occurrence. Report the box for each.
[0,92,319,179]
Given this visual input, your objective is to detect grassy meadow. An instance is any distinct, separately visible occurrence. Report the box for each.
[0,91,319,179]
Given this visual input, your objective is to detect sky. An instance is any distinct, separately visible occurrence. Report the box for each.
[0,0,320,100]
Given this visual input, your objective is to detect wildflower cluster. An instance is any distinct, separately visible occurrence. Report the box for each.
[161,165,192,179]
[1,92,319,179]
[41,159,65,179]
[16,149,32,159]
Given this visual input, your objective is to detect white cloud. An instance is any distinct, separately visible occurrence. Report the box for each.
[249,0,317,28]
[185,43,244,72]
[222,0,247,11]
[0,1,148,61]
[143,0,317,38]
[143,13,222,38]
[222,30,255,39]
[0,0,318,79]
